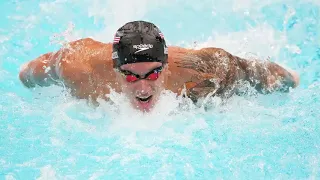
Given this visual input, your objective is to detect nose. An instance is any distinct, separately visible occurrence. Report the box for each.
[135,80,152,95]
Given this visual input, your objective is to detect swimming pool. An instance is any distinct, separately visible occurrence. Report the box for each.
[1,0,319,179]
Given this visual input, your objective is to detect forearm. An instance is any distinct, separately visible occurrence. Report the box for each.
[19,53,60,88]
[265,62,298,90]
[237,58,299,93]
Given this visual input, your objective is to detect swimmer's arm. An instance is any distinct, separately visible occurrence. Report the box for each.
[19,52,60,88]
[190,47,299,93]
[177,47,299,100]
[236,56,300,93]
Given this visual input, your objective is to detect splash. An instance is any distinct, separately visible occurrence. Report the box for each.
[36,165,57,180]
[1,0,320,179]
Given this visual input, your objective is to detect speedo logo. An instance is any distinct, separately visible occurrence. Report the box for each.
[133,44,153,54]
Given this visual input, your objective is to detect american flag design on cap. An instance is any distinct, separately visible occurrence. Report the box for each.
[159,32,164,39]
[113,34,120,44]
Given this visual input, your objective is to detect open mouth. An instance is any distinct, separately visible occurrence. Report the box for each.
[136,95,153,103]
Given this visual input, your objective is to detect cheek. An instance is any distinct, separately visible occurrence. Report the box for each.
[116,75,133,91]
[148,78,165,94]
[121,83,135,95]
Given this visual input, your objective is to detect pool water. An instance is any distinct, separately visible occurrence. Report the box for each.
[1,0,320,179]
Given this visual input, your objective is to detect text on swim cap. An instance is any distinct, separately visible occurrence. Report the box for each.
[133,44,154,54]
[133,44,154,49]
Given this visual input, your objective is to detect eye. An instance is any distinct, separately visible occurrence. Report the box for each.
[146,72,159,80]
[126,74,139,82]
[153,66,163,73]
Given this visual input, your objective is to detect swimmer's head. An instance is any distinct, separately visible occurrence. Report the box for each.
[112,21,168,112]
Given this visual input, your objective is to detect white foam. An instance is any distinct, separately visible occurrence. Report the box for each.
[39,0,69,13]
[89,172,104,180]
[192,23,287,61]
[36,165,57,180]
[50,137,65,147]
[40,0,308,65]
[50,22,81,45]
[5,174,16,180]
[99,89,199,134]
[87,0,169,42]
[0,35,10,43]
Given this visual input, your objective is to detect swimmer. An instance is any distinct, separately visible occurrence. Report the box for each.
[19,20,299,111]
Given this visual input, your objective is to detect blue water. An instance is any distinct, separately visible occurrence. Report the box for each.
[1,0,320,179]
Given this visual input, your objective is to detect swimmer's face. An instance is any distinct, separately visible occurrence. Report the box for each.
[115,62,167,112]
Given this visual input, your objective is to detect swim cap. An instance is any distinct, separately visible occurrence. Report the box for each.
[112,20,168,68]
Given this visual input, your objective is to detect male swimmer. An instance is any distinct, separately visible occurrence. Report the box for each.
[19,21,299,111]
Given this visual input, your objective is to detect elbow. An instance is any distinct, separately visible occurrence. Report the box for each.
[276,70,300,92]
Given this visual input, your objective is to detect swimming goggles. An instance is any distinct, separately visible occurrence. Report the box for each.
[118,66,163,82]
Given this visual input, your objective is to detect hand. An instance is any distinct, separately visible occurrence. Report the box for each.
[287,69,300,88]
[265,67,300,92]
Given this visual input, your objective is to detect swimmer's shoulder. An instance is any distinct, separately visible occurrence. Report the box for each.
[54,38,113,81]
[69,38,111,49]
[58,38,113,69]
[167,46,195,65]
[167,46,230,63]
[66,38,113,62]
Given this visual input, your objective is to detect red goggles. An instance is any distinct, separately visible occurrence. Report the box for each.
[118,66,163,83]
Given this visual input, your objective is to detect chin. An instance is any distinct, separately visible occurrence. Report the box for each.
[132,95,156,112]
